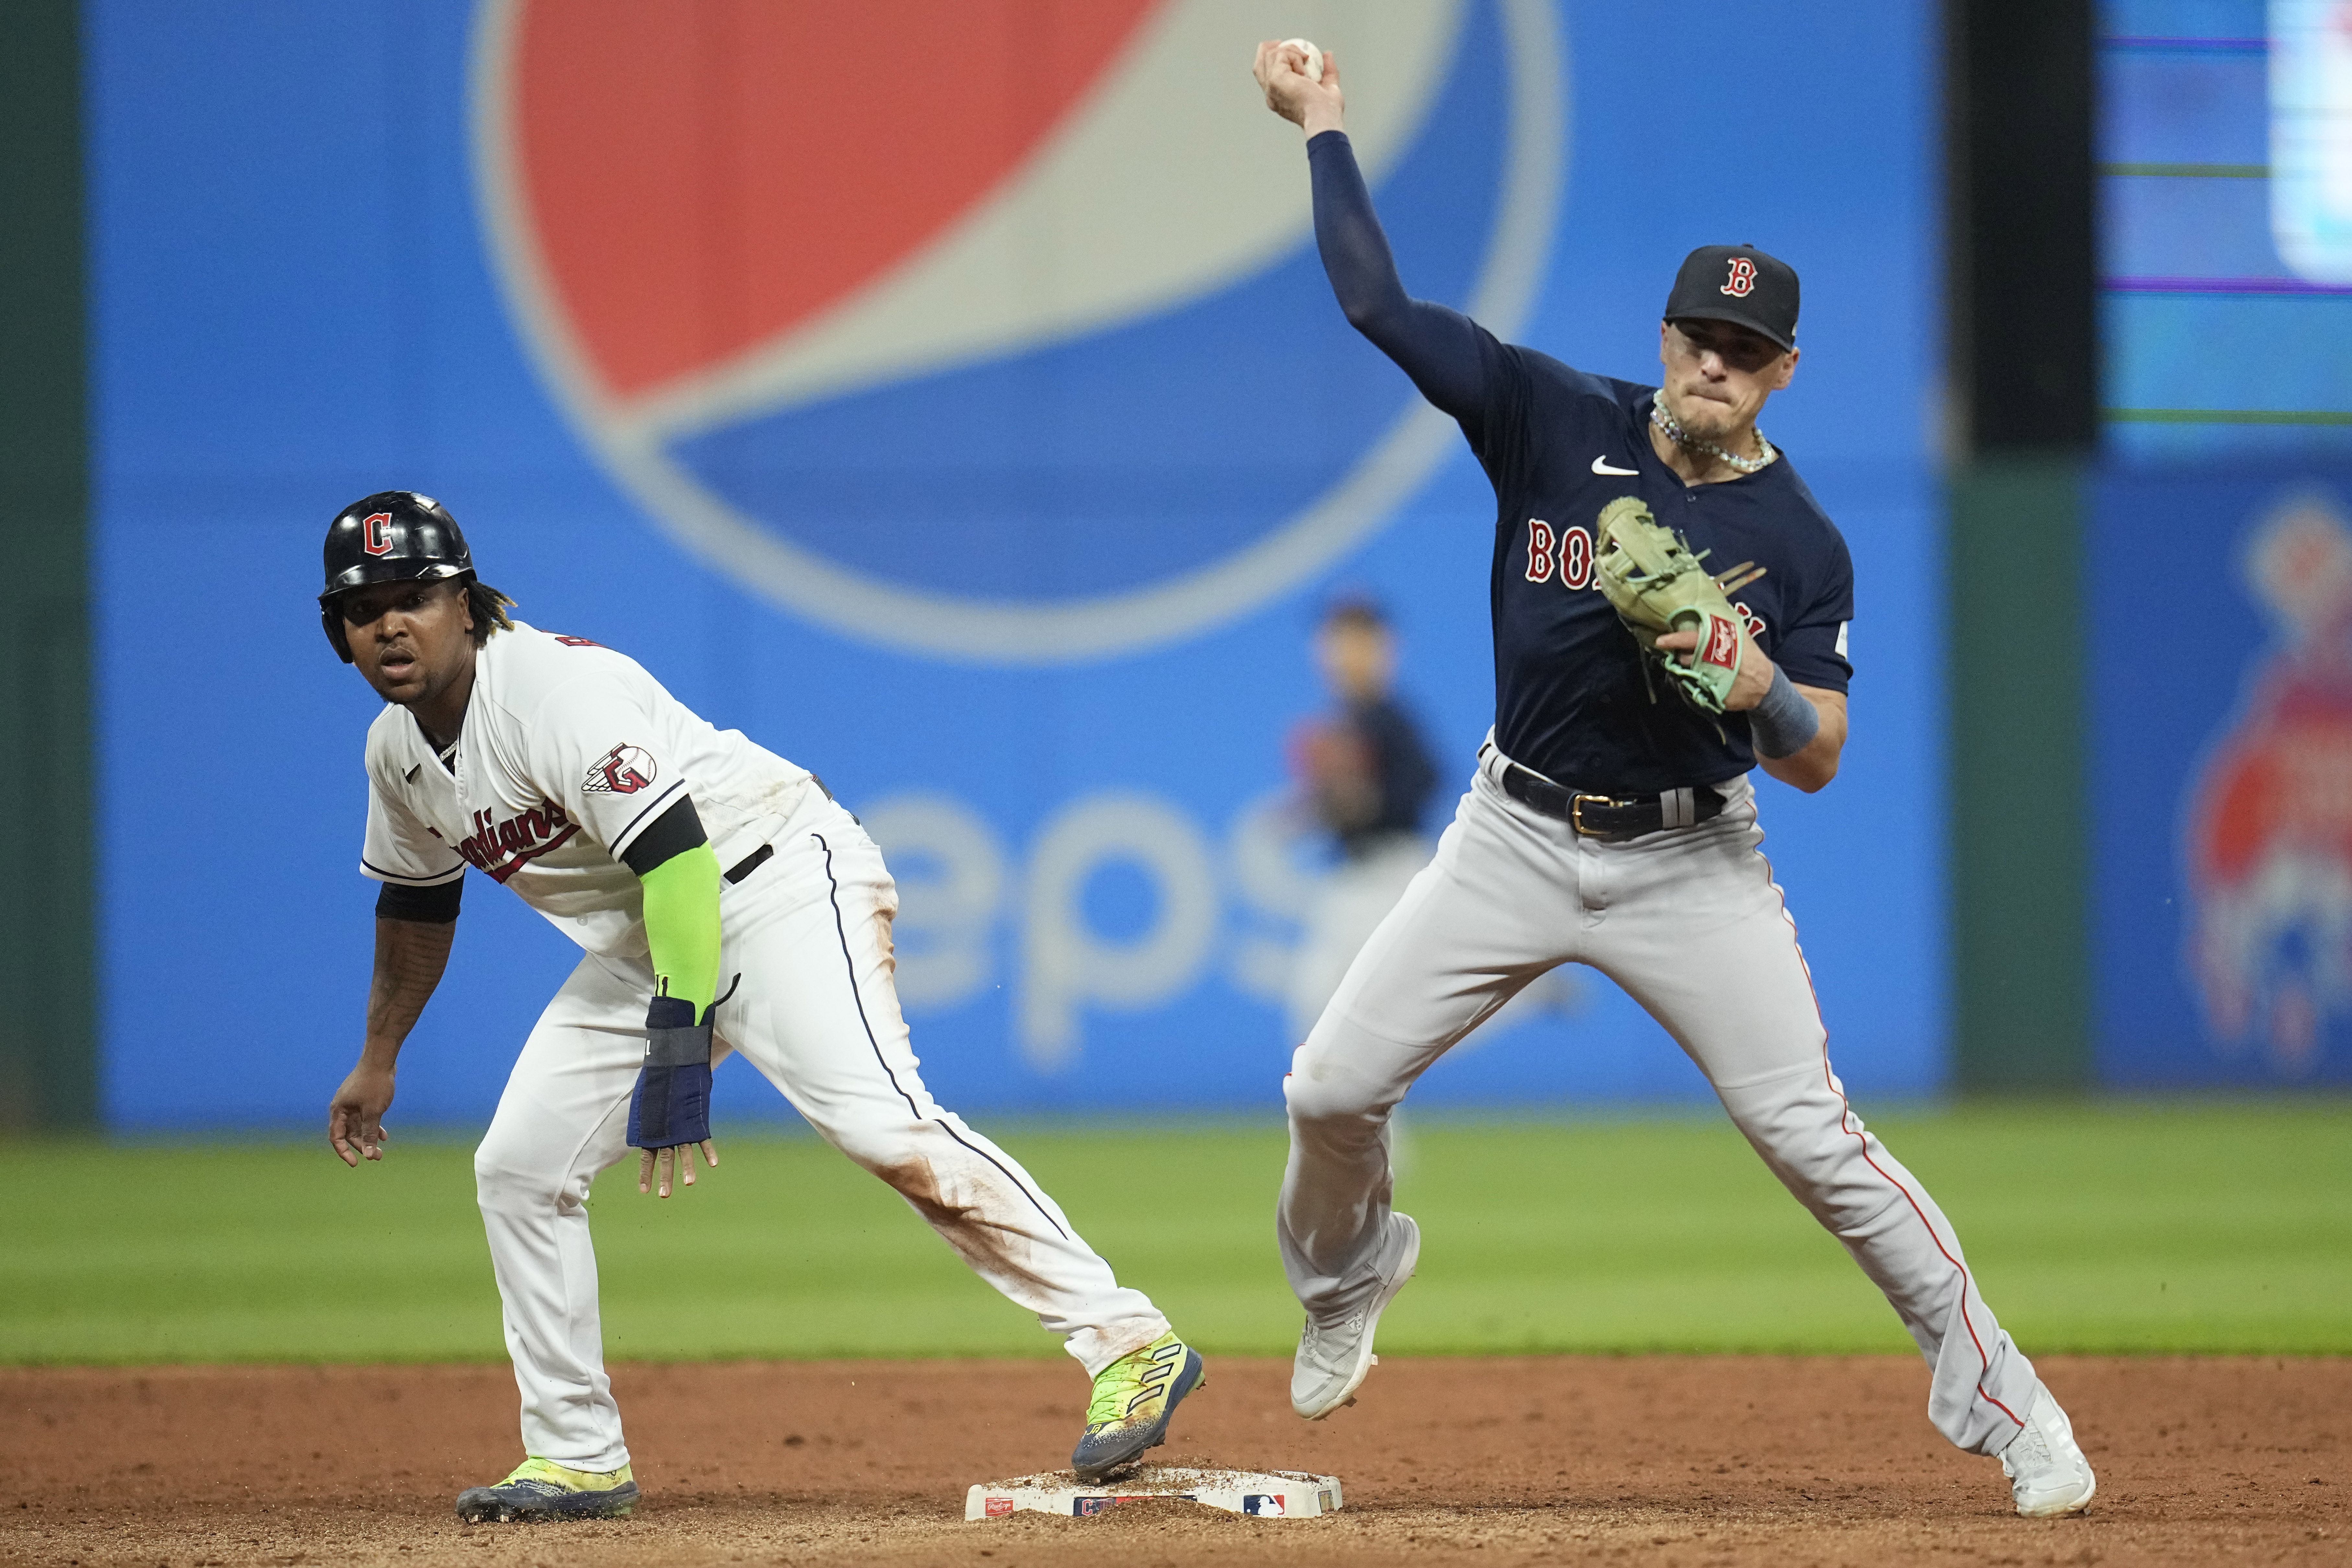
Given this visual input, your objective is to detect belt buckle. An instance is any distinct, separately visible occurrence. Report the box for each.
[1569,793,1602,836]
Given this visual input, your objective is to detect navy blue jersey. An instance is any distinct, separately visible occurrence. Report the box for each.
[1308,131,1854,795]
[1462,352,1852,793]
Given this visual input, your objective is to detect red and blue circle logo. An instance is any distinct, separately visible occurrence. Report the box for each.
[472,1,1563,661]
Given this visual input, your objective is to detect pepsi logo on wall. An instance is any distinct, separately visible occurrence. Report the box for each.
[470,0,1563,662]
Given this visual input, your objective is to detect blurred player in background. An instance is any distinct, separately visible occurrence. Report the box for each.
[1284,597,1439,1046]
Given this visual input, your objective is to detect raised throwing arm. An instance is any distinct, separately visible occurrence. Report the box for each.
[1254,40,1491,418]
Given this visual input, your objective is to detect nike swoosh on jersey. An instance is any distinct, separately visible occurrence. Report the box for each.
[1591,455,1639,476]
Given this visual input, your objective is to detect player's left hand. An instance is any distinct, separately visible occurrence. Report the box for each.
[638,1139,719,1199]
[1655,627,1774,711]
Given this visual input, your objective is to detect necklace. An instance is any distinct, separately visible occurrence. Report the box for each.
[1651,396,1776,474]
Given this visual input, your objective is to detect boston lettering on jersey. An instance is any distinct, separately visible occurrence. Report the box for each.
[1468,361,1854,796]
[453,802,580,883]
[1300,131,1852,798]
[1522,518,1771,641]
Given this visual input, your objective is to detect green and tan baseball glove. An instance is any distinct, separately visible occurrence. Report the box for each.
[1592,496,1767,717]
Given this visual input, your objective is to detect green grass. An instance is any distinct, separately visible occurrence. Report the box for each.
[2,1101,2346,1364]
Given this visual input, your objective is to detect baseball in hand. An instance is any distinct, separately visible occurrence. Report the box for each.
[1280,37,1325,83]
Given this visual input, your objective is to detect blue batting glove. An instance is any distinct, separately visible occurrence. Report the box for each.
[626,995,713,1149]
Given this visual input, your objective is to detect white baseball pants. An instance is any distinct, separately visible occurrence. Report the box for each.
[473,794,1169,1472]
[1278,741,2045,1456]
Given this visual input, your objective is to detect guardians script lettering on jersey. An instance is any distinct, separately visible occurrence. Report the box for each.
[454,802,578,882]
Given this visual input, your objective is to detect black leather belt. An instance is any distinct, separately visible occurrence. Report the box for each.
[724,843,774,884]
[1500,763,1724,841]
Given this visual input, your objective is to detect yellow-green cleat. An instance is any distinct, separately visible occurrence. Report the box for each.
[454,1457,639,1523]
[1071,1331,1206,1482]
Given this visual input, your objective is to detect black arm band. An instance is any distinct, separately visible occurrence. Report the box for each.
[620,795,709,877]
[376,877,463,923]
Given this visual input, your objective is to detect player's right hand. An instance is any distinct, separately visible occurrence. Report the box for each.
[328,1061,396,1167]
[1252,40,1344,135]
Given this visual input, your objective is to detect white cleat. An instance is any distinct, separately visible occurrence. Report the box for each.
[2000,1388,2096,1517]
[1291,1213,1420,1420]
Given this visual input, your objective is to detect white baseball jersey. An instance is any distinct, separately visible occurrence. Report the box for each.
[355,627,1171,1467]
[359,624,817,958]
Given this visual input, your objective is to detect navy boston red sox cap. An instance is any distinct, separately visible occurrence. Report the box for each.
[1663,244,1799,350]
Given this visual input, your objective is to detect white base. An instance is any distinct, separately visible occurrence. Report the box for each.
[966,1464,1343,1520]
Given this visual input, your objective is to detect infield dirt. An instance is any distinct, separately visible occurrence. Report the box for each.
[1,1356,2340,1567]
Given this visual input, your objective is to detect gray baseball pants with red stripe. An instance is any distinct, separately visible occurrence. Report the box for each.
[1277,743,2043,1455]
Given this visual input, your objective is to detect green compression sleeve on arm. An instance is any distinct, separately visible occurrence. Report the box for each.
[638,843,722,1015]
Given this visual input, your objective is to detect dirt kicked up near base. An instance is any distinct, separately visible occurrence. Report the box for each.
[1,1357,2341,1568]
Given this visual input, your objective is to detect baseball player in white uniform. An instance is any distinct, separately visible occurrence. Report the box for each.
[318,492,1203,1521]
[1254,42,2096,1517]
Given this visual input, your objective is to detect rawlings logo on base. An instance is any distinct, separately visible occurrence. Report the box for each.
[965,1466,1340,1521]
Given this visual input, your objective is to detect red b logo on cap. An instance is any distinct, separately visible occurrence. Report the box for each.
[1721,257,1757,298]
[361,512,395,555]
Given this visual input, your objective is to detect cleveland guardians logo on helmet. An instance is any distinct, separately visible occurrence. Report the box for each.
[318,490,478,662]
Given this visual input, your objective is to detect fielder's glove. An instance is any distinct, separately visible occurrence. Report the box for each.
[627,992,719,1149]
[1592,495,1767,717]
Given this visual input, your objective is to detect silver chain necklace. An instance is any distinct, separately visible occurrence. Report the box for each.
[1651,396,1776,474]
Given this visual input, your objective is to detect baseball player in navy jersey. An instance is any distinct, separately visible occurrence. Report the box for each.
[317,493,1201,1521]
[1254,42,2095,1517]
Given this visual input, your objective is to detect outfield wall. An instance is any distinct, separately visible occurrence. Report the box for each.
[2079,14,2352,1089]
[87,2,1947,1127]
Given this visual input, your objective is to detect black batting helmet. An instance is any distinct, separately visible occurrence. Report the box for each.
[318,490,476,663]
